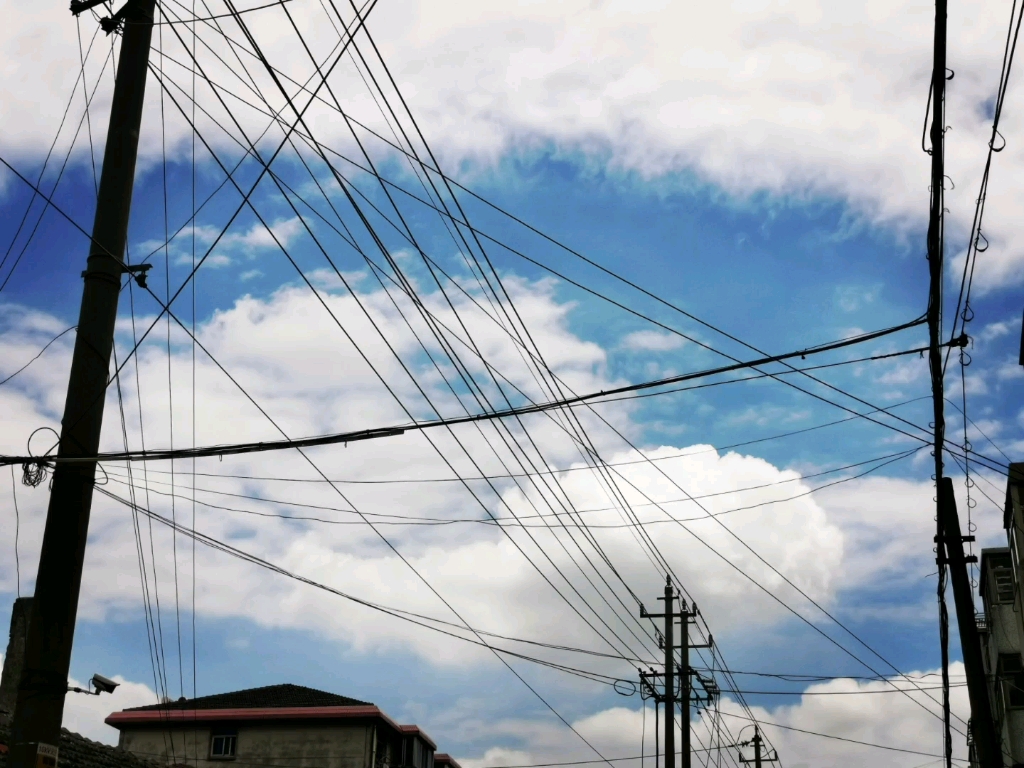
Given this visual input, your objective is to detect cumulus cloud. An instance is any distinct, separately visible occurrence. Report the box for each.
[0,268,973,685]
[0,272,998,765]
[456,663,970,768]
[619,330,685,353]
[4,1,1024,289]
[0,652,157,744]
[62,673,158,744]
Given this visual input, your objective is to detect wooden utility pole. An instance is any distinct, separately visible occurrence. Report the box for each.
[8,2,156,767]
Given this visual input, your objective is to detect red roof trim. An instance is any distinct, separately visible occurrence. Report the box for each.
[435,754,461,768]
[105,705,401,732]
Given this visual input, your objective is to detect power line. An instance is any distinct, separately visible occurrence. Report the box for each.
[0,324,943,468]
[100,446,918,530]
[716,711,967,761]
[95,484,639,686]
[0,326,76,388]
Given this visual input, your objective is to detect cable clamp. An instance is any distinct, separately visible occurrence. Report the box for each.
[97,0,147,34]
[122,263,153,288]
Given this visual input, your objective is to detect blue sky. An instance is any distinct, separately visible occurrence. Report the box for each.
[2,1,1024,767]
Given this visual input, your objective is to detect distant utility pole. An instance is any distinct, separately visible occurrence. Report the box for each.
[737,727,777,768]
[8,2,156,768]
[641,578,696,768]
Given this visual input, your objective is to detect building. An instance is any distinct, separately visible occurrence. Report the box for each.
[0,723,162,768]
[433,754,461,768]
[974,463,1024,767]
[107,685,439,768]
[2,598,458,768]
[978,548,1024,765]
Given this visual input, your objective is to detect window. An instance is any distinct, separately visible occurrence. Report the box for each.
[999,655,1024,709]
[210,733,237,759]
[989,553,1015,604]
[1006,675,1024,709]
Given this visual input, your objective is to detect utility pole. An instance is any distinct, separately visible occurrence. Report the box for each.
[677,593,688,768]
[8,2,156,768]
[938,478,1002,767]
[663,580,674,768]
[641,578,694,768]
[738,727,777,768]
[925,0,951,764]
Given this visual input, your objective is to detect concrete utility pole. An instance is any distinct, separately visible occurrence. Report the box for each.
[678,601,689,768]
[641,578,693,768]
[938,478,1002,767]
[663,580,674,768]
[8,2,156,767]
[924,0,951,763]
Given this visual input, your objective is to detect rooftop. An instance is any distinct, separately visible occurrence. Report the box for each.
[125,684,371,712]
[110,684,435,750]
[0,724,159,768]
[435,754,462,768]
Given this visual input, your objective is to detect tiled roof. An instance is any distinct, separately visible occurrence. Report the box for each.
[125,684,370,712]
[0,724,160,768]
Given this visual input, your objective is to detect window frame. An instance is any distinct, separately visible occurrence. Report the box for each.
[209,732,238,760]
[1005,673,1024,709]
[991,565,1015,605]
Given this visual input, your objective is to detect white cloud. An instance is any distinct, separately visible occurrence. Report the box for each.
[712,665,971,768]
[0,274,977,695]
[175,252,232,268]
[458,663,970,768]
[5,1,1024,290]
[225,218,306,251]
[0,276,1001,764]
[62,673,158,744]
[0,652,157,745]
[815,474,1004,592]
[998,360,1024,381]
[977,320,1013,343]
[834,286,879,313]
[619,330,685,352]
[0,278,860,671]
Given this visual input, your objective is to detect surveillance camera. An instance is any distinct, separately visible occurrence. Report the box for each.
[91,674,119,695]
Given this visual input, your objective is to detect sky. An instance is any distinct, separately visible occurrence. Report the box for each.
[1,1,1024,767]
